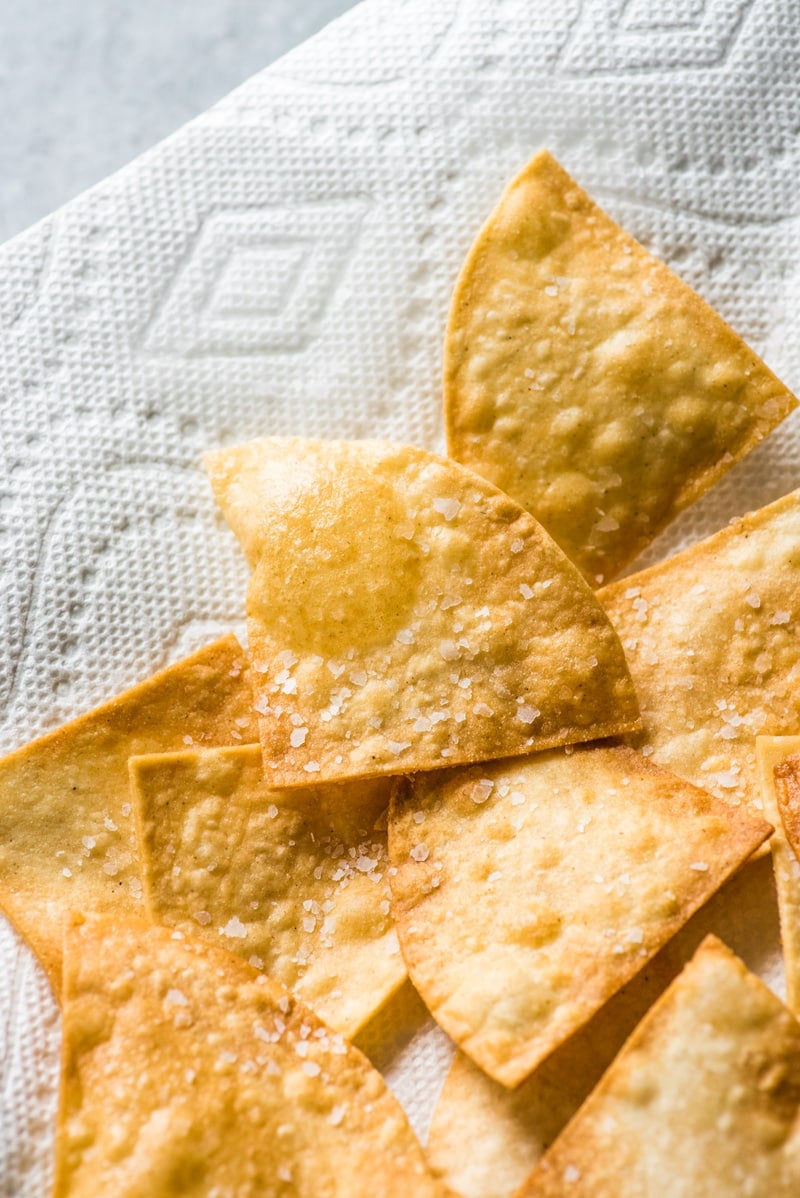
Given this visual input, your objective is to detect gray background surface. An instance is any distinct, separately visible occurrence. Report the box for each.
[0,0,358,244]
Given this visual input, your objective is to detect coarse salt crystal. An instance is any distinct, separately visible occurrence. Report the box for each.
[510,538,524,554]
[472,779,494,805]
[519,583,535,600]
[410,844,430,862]
[745,591,761,609]
[516,705,540,724]
[304,761,321,773]
[220,916,248,939]
[290,727,308,748]
[690,861,709,872]
[388,740,411,756]
[433,497,461,520]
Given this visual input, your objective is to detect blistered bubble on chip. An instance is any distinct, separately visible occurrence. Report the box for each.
[207,437,639,786]
[0,636,256,989]
[517,937,800,1197]
[388,746,769,1087]
[601,490,800,820]
[53,915,447,1198]
[444,150,796,583]
[757,736,800,1016]
[130,744,406,1038]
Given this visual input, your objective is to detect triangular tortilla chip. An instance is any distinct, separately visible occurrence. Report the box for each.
[757,736,800,1015]
[444,149,796,584]
[426,948,682,1198]
[54,914,447,1197]
[130,744,406,1038]
[518,936,800,1196]
[388,746,769,1087]
[601,490,800,820]
[206,438,639,786]
[0,635,256,989]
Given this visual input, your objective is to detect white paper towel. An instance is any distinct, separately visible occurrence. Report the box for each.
[2,0,800,1191]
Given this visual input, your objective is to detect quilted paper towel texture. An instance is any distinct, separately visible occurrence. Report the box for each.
[1,0,800,1191]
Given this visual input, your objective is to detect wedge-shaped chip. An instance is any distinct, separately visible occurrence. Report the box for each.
[0,635,256,988]
[130,744,406,1038]
[54,915,447,1198]
[388,746,769,1087]
[602,490,800,819]
[518,936,800,1196]
[444,149,796,584]
[206,438,639,786]
[757,736,800,1015]
[427,949,681,1198]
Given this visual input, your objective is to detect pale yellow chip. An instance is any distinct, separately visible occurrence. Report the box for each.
[54,914,448,1198]
[601,490,800,820]
[206,437,639,786]
[426,948,682,1198]
[518,936,800,1196]
[757,736,800,1015]
[444,149,796,584]
[0,635,256,988]
[130,744,406,1038]
[388,746,769,1087]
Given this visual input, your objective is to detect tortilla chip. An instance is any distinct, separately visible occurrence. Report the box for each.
[775,753,800,857]
[207,437,639,786]
[53,914,447,1198]
[426,949,681,1198]
[130,744,406,1038]
[757,736,800,1015]
[601,490,800,820]
[0,635,256,989]
[388,745,769,1087]
[444,149,796,584]
[518,936,800,1196]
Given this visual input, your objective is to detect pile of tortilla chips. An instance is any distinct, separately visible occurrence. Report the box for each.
[3,150,800,1196]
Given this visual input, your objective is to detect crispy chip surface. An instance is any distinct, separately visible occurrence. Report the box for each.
[207,438,639,786]
[757,736,800,1015]
[130,744,406,1038]
[602,490,800,819]
[0,636,256,988]
[518,936,800,1196]
[388,746,768,1087]
[444,150,796,584]
[426,950,681,1198]
[54,915,447,1198]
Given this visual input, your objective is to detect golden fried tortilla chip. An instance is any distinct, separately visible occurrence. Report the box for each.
[388,746,768,1087]
[130,744,406,1038]
[517,936,800,1197]
[775,753,800,857]
[207,438,639,786]
[0,636,256,989]
[601,490,800,820]
[444,150,796,584]
[426,949,681,1198]
[54,914,447,1198]
[757,736,800,1015]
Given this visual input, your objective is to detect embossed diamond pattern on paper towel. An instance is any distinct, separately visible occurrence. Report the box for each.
[2,0,800,1193]
[144,202,367,356]
[561,0,756,72]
